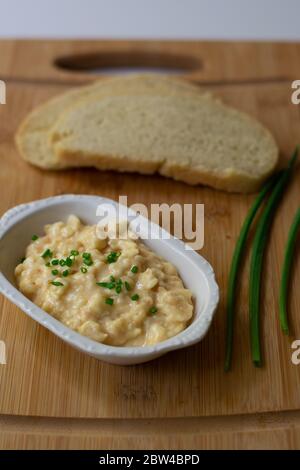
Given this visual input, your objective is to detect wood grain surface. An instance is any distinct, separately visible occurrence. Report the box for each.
[1,39,300,85]
[0,40,300,449]
[2,410,300,450]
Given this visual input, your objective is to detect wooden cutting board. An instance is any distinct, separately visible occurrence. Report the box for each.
[0,40,300,449]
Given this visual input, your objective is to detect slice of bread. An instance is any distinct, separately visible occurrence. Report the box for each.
[50,94,278,193]
[15,74,208,170]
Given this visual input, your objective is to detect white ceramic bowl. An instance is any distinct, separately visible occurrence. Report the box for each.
[0,195,219,365]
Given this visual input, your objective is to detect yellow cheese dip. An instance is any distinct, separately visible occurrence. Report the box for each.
[15,215,193,347]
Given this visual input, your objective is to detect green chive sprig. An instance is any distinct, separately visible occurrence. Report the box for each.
[224,172,281,372]
[279,207,300,335]
[249,148,298,367]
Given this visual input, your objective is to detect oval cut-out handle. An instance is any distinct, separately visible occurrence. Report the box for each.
[54,50,202,75]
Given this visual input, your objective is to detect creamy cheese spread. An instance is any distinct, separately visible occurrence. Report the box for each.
[15,215,193,346]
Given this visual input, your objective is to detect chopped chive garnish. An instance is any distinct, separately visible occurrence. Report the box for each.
[51,259,59,266]
[70,250,79,256]
[20,257,26,263]
[97,282,109,288]
[106,251,121,264]
[82,252,91,259]
[105,297,114,306]
[81,267,88,273]
[149,306,157,315]
[115,279,122,293]
[62,269,69,277]
[50,281,64,287]
[45,262,51,267]
[31,234,38,241]
[51,269,59,276]
[97,281,115,289]
[131,294,139,301]
[59,259,66,266]
[65,257,73,267]
[110,275,115,282]
[83,258,93,266]
[125,281,131,291]
[41,248,53,259]
[131,265,138,274]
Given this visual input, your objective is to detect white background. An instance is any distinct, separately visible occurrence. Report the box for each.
[0,0,299,40]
